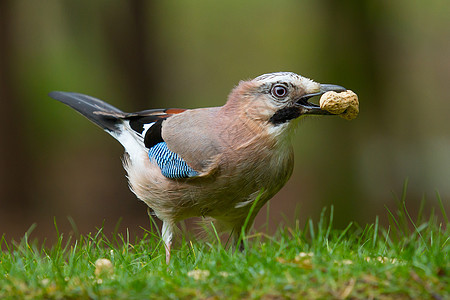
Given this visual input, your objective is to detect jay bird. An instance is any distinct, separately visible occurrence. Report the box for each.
[49,72,346,263]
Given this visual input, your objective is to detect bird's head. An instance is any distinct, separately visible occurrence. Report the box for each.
[224,72,346,129]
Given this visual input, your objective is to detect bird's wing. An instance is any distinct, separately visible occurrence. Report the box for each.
[161,107,225,177]
[121,107,226,179]
[120,108,187,148]
[120,109,204,179]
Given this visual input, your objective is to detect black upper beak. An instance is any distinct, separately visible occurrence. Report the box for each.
[296,84,347,115]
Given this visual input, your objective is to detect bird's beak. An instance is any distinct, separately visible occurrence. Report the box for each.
[296,84,347,115]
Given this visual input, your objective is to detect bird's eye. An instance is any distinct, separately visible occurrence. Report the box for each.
[271,85,288,98]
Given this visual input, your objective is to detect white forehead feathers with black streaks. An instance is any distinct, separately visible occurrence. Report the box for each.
[254,72,318,92]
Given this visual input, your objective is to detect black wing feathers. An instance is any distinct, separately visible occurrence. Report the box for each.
[144,119,164,148]
[124,109,186,147]
[127,115,162,134]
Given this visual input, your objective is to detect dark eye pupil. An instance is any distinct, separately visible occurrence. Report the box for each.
[273,86,287,97]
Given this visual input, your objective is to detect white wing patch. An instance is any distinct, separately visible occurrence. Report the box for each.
[142,123,154,137]
[108,120,149,164]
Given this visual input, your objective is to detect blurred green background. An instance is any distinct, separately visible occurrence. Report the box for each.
[1,0,449,241]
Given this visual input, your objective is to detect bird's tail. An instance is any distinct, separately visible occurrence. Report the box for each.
[49,91,126,133]
[49,91,151,164]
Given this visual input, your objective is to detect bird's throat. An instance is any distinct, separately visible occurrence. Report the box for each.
[269,107,301,125]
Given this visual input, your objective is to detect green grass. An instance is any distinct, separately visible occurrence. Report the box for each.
[0,199,448,299]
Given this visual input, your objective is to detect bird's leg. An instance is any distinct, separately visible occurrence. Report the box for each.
[162,221,173,264]
[231,226,246,253]
[238,240,245,252]
[165,243,171,265]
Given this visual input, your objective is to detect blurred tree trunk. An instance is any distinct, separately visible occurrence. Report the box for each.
[101,0,163,109]
[319,0,387,226]
[0,1,32,217]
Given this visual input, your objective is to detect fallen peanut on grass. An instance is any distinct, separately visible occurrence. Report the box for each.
[94,258,114,277]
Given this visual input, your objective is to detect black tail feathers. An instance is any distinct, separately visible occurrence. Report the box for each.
[49,91,125,132]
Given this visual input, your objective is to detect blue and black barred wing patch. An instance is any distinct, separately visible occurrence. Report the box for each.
[148,142,199,179]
